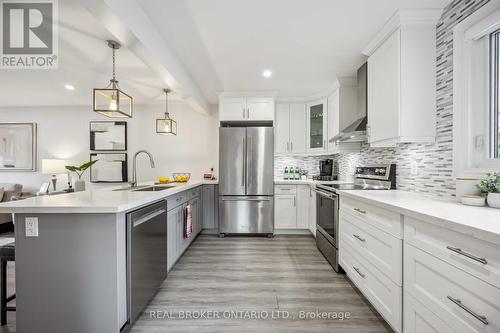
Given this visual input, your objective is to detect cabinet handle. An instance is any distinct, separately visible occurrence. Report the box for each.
[353,266,365,278]
[290,142,293,151]
[354,208,366,214]
[247,108,250,119]
[242,108,245,119]
[446,246,487,264]
[286,142,290,152]
[447,296,488,325]
[293,197,296,207]
[353,234,366,242]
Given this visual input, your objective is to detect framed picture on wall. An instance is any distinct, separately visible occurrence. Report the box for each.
[90,121,127,151]
[90,153,128,183]
[0,123,37,171]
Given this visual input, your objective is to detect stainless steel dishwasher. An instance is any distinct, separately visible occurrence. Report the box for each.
[127,200,168,324]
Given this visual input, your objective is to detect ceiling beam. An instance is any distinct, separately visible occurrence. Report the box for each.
[75,0,211,114]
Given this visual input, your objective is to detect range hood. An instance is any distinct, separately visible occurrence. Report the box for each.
[330,62,367,143]
[331,116,367,142]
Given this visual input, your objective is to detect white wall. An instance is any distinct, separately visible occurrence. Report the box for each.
[0,104,218,192]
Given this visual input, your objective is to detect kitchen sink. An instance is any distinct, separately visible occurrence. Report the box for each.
[133,185,175,192]
[113,185,149,191]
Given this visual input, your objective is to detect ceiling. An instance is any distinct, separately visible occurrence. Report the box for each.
[139,0,451,103]
[0,1,170,108]
[0,0,452,108]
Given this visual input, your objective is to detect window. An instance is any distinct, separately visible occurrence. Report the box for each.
[453,2,500,177]
[491,29,500,158]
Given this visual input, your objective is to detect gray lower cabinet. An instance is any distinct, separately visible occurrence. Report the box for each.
[167,186,202,272]
[167,206,180,272]
[202,184,219,233]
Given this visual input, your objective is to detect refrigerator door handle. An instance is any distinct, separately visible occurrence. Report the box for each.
[247,135,252,189]
[221,197,271,202]
[241,135,246,187]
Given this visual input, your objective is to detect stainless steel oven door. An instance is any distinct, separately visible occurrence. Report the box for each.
[313,187,339,248]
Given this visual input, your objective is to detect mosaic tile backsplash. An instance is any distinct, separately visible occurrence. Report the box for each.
[275,0,490,199]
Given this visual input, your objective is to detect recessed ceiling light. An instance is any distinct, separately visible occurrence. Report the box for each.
[262,70,272,78]
[64,84,75,91]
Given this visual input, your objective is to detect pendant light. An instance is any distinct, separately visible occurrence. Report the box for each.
[93,40,133,118]
[156,89,177,135]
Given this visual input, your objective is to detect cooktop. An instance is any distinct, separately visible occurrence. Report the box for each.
[319,183,388,191]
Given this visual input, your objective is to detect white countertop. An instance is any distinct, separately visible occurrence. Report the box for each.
[0,180,219,214]
[339,190,500,244]
[0,178,343,214]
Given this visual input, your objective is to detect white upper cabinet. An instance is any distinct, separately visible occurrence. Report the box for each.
[363,10,440,147]
[219,96,274,122]
[367,30,400,146]
[275,103,307,155]
[327,78,361,153]
[219,98,247,121]
[289,104,307,154]
[307,99,328,153]
[275,104,290,154]
[246,97,274,121]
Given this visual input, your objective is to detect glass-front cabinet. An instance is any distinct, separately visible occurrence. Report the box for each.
[307,99,327,153]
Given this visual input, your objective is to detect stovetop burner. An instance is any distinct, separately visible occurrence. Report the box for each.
[320,183,390,191]
[316,164,396,192]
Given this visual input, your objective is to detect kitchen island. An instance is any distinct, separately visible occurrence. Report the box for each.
[0,180,217,333]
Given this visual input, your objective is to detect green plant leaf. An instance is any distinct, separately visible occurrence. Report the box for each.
[477,172,500,193]
[79,160,98,171]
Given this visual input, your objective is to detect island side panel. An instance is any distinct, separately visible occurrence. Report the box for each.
[116,212,127,328]
[14,213,125,333]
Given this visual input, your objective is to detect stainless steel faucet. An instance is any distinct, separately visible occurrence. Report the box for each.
[129,150,155,188]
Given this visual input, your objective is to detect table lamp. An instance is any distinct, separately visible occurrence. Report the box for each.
[42,159,66,192]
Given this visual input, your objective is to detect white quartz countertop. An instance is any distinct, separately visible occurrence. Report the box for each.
[0,180,219,214]
[339,190,500,244]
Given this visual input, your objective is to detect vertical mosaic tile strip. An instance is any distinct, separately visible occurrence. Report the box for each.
[275,0,490,199]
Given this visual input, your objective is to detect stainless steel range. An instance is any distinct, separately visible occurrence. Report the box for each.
[314,164,396,272]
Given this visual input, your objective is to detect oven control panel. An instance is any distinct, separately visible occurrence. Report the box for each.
[354,164,396,187]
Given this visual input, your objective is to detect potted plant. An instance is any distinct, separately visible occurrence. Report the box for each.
[65,160,98,192]
[477,172,500,208]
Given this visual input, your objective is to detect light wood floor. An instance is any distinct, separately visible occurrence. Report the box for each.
[129,235,393,333]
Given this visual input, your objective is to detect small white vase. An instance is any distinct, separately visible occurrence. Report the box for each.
[74,179,86,192]
[487,193,500,208]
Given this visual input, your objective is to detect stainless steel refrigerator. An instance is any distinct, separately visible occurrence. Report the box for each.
[219,126,274,235]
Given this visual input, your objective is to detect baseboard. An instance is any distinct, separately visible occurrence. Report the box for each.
[274,229,312,235]
[201,228,219,235]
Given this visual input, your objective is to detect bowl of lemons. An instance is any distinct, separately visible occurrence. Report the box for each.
[172,173,191,183]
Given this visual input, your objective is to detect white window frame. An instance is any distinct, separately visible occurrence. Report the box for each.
[454,1,500,177]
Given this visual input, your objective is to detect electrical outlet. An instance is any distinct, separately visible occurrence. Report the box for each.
[25,217,38,237]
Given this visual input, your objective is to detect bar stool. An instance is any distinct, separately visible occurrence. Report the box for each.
[0,242,15,325]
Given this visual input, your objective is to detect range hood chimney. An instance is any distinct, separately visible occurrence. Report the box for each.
[330,62,368,143]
